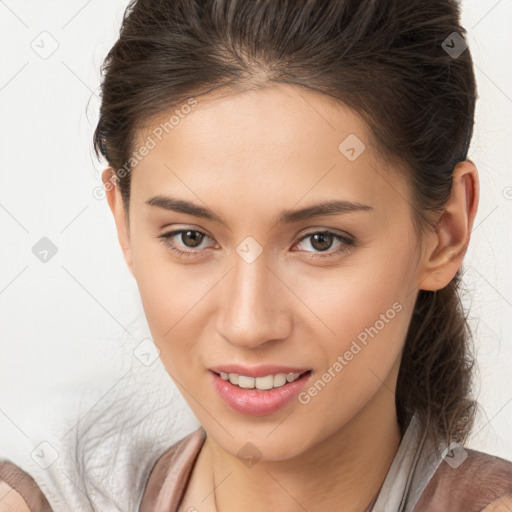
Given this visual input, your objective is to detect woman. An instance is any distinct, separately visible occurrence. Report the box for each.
[1,0,511,510]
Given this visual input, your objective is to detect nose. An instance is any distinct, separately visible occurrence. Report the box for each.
[215,247,292,349]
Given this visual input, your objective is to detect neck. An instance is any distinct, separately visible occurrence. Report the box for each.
[203,385,402,512]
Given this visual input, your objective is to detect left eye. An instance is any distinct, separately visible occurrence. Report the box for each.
[158,229,354,259]
[292,231,354,257]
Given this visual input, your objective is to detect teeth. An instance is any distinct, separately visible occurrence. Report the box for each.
[254,375,273,390]
[274,374,287,386]
[219,371,306,390]
[238,375,255,389]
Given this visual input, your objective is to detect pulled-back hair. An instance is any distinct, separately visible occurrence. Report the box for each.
[93,0,478,450]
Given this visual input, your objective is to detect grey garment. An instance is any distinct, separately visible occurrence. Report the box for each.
[371,413,444,511]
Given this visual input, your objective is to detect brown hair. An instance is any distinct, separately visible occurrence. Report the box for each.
[93,0,478,449]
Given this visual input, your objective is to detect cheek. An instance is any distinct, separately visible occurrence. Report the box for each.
[296,240,414,331]
[282,272,414,444]
[290,235,417,379]
[130,238,224,368]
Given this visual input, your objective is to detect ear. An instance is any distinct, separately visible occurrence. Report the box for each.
[102,167,135,278]
[418,160,479,291]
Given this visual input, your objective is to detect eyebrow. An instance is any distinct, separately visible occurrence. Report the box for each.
[145,195,373,227]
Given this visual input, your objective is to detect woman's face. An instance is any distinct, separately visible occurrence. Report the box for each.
[116,84,426,460]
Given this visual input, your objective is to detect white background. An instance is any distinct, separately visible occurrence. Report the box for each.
[0,0,511,487]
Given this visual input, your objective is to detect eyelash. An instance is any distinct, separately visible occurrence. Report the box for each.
[158,229,356,260]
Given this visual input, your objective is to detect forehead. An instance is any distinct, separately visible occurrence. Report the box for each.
[129,83,410,219]
[135,83,373,163]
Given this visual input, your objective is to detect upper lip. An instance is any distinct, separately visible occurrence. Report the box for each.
[209,364,312,378]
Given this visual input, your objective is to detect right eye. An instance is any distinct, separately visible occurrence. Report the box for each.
[158,229,217,258]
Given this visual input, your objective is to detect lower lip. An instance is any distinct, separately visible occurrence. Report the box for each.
[210,370,312,416]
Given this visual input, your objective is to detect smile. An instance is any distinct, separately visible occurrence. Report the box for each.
[218,370,310,390]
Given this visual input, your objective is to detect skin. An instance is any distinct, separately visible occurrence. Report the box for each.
[103,83,479,512]
[0,481,32,511]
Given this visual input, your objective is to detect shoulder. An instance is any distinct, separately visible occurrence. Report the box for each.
[415,448,512,511]
[0,459,52,512]
[1,480,32,512]
[480,495,512,511]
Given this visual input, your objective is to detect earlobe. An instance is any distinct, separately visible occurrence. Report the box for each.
[101,167,135,278]
[418,160,479,291]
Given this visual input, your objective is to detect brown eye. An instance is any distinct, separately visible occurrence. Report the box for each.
[158,229,215,258]
[293,230,355,259]
[309,232,334,251]
[179,230,205,248]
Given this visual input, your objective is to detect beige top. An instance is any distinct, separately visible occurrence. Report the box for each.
[1,414,511,511]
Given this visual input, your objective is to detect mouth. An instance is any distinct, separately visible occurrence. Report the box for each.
[209,369,313,416]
